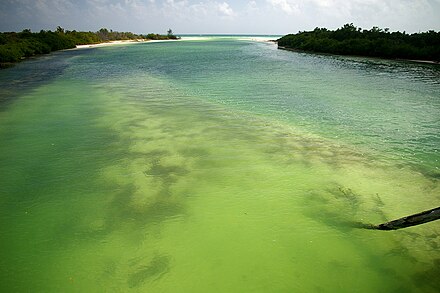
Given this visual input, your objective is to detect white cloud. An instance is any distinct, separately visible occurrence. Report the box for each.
[264,0,437,32]
[0,0,439,34]
[163,0,189,12]
[268,0,299,14]
[248,0,258,9]
[217,2,236,17]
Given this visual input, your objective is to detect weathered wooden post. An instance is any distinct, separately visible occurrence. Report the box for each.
[367,206,440,231]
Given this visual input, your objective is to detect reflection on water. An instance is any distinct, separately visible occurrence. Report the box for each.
[0,38,439,292]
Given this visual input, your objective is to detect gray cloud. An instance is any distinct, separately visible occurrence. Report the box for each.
[0,0,438,33]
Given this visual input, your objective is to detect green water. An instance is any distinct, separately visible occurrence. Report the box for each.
[0,38,439,292]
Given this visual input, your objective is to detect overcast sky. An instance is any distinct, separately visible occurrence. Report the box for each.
[1,0,439,34]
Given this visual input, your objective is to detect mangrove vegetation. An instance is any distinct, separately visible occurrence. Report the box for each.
[0,27,179,67]
[278,24,440,62]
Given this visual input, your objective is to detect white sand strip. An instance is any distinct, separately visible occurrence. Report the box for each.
[75,39,183,49]
[75,39,149,49]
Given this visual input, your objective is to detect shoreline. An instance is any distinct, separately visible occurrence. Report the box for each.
[75,39,147,49]
[1,37,274,68]
[75,38,182,49]
[278,46,440,65]
[74,36,276,50]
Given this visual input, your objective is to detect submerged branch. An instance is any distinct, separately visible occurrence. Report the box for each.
[356,206,440,231]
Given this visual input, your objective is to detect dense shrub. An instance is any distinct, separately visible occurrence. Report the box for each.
[278,24,440,61]
[0,27,179,66]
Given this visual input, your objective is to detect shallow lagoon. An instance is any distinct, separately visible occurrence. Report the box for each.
[0,38,439,292]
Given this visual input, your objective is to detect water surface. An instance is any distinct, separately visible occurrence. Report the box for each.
[0,38,439,292]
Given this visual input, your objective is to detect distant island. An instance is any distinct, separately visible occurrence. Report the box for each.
[278,24,440,63]
[0,27,179,68]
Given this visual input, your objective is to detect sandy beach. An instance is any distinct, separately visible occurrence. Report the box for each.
[179,36,278,42]
[75,39,185,49]
[74,36,276,50]
[75,39,148,49]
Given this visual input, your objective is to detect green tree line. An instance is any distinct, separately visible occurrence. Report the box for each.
[0,27,178,66]
[277,24,440,61]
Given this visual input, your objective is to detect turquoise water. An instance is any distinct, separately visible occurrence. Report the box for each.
[0,38,439,292]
